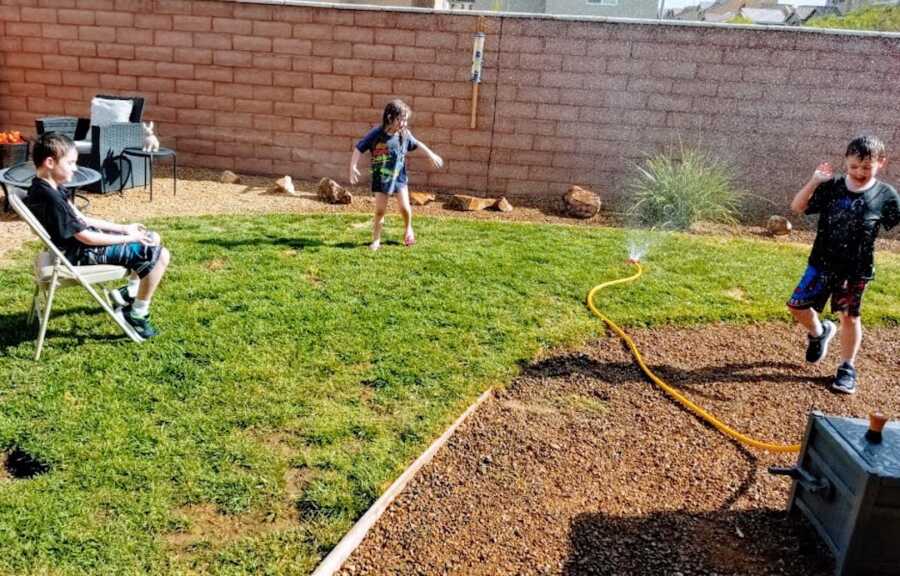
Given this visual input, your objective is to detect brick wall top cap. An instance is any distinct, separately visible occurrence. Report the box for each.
[222,0,900,39]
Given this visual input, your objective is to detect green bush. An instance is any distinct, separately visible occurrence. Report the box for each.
[727,14,753,24]
[626,145,742,230]
[805,5,900,32]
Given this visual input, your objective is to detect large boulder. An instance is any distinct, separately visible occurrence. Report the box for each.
[409,191,435,206]
[767,215,792,236]
[492,197,513,213]
[318,177,352,204]
[271,175,297,196]
[563,185,601,219]
[448,194,496,211]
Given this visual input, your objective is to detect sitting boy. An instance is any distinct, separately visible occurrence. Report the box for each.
[25,132,170,339]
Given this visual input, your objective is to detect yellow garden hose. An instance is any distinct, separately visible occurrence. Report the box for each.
[587,260,801,454]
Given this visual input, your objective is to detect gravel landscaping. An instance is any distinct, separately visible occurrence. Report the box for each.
[339,323,900,575]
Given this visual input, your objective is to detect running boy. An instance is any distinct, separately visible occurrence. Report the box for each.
[787,134,900,394]
[25,132,171,339]
[349,99,443,251]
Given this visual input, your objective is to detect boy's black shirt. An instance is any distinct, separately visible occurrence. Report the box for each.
[806,176,900,280]
[25,177,87,251]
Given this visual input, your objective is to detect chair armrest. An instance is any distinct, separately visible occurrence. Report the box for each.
[36,116,78,138]
[34,117,91,140]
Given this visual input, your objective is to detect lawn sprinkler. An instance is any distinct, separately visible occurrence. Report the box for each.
[768,411,900,576]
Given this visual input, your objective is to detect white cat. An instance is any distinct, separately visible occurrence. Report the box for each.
[142,121,160,153]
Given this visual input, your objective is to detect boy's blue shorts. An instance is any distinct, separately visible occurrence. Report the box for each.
[67,241,162,279]
[787,265,867,317]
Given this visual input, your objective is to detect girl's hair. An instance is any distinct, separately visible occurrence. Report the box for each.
[846,135,885,161]
[33,132,76,167]
[382,99,411,128]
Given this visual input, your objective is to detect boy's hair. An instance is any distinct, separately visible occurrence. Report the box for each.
[846,135,886,161]
[33,132,76,167]
[382,99,411,128]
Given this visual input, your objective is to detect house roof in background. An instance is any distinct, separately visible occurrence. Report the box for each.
[741,6,791,22]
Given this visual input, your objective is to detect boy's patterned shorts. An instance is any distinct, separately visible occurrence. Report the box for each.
[787,265,867,317]
[67,242,162,279]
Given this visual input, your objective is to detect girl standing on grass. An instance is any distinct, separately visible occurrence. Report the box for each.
[349,99,444,251]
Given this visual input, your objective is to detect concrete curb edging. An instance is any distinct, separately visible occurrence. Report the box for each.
[310,387,495,576]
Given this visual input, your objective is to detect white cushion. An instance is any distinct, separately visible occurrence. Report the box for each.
[74,139,92,154]
[90,97,133,128]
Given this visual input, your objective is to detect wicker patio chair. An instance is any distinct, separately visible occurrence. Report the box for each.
[35,95,148,194]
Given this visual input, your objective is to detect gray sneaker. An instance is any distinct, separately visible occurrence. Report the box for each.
[805,319,836,364]
[831,362,857,395]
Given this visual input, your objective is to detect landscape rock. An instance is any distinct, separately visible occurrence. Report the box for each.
[318,177,352,204]
[448,194,496,211]
[766,215,792,236]
[492,197,514,213]
[271,175,297,196]
[563,185,601,219]
[220,170,241,184]
[409,191,435,206]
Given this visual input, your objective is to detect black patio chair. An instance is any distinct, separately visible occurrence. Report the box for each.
[35,95,148,194]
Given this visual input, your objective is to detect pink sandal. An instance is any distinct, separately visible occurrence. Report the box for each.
[404,231,416,246]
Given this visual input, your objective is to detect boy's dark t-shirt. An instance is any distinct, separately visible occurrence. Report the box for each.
[355,127,419,193]
[24,178,87,251]
[805,176,900,280]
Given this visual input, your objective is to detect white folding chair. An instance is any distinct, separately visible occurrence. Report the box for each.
[8,188,144,359]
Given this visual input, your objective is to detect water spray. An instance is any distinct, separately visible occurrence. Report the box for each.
[586,252,801,453]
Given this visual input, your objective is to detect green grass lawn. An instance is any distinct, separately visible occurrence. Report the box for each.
[0,214,898,575]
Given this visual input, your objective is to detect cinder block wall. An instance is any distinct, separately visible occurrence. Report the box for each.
[1,0,898,213]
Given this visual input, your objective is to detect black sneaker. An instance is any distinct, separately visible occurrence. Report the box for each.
[118,306,158,339]
[832,362,857,395]
[805,319,836,364]
[108,286,135,308]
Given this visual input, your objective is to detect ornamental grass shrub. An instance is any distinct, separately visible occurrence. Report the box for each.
[626,145,743,230]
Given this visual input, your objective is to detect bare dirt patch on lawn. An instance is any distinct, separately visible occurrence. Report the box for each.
[339,322,900,576]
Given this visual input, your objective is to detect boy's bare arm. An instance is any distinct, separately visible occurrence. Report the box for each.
[349,148,362,184]
[70,202,144,235]
[74,228,145,246]
[415,141,443,169]
[69,201,157,246]
[790,162,832,214]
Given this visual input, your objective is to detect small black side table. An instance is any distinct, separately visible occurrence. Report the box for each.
[123,147,177,202]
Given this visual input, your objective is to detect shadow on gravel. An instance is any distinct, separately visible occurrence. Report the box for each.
[518,353,832,399]
[564,507,833,576]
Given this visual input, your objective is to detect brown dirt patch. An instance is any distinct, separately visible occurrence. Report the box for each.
[164,431,307,560]
[165,501,298,553]
[339,322,900,575]
[0,453,10,483]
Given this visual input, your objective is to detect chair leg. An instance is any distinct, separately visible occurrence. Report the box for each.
[28,284,42,328]
[35,277,59,360]
[78,277,143,343]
